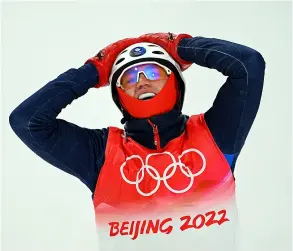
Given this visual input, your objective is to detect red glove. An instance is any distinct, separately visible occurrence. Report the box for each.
[139,32,193,71]
[86,37,143,88]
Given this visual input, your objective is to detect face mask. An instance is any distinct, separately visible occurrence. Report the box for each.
[117,72,179,119]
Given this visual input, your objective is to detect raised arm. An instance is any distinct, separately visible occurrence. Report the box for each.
[177,36,266,172]
[9,63,109,192]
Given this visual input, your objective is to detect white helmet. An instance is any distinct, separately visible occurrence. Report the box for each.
[109,42,186,121]
[109,42,184,86]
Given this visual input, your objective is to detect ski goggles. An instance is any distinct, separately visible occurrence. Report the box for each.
[117,63,172,90]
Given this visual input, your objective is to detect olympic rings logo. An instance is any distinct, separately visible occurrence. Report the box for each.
[120,149,206,197]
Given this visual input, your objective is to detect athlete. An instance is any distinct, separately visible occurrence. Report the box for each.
[9,32,265,251]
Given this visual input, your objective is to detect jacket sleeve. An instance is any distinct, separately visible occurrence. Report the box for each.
[9,63,108,193]
[177,37,266,172]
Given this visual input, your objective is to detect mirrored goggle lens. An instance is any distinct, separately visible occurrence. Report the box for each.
[120,63,169,90]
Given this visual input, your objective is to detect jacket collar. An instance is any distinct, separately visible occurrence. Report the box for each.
[124,109,188,149]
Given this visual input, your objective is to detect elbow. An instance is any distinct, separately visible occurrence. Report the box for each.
[249,51,266,85]
[9,108,29,134]
[250,50,266,72]
[9,109,21,132]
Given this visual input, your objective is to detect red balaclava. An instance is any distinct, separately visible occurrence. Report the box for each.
[116,72,178,119]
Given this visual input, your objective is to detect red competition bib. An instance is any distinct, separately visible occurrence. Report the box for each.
[92,114,239,251]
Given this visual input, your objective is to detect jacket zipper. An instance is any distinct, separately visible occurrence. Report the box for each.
[147,120,161,150]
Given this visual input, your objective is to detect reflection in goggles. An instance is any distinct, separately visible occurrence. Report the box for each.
[119,64,169,90]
